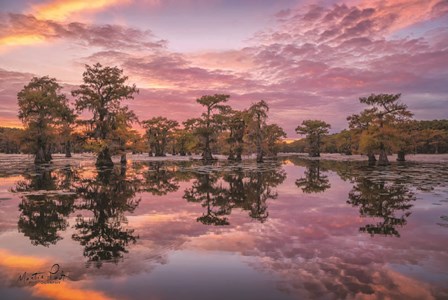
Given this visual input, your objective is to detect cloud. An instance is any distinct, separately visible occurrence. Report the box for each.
[0,13,167,51]
[30,0,132,22]
[0,68,34,127]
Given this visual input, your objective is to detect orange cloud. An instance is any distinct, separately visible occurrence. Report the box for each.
[0,34,45,48]
[31,0,132,21]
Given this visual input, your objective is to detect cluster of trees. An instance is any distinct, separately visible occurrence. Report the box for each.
[12,63,287,166]
[285,94,448,165]
[2,63,447,166]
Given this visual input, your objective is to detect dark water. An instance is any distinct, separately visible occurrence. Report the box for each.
[0,155,447,299]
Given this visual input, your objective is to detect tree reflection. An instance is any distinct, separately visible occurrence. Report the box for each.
[12,167,76,247]
[72,166,141,267]
[295,161,331,193]
[184,164,286,225]
[347,178,415,237]
[143,162,180,195]
[241,167,286,222]
[184,172,230,225]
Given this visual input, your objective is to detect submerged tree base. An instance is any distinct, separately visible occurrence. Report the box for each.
[96,148,114,167]
[34,147,52,164]
[378,150,390,166]
[397,150,406,162]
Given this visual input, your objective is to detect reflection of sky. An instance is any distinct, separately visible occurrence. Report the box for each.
[0,158,447,299]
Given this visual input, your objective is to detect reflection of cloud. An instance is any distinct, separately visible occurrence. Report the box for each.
[32,281,115,300]
[0,249,47,270]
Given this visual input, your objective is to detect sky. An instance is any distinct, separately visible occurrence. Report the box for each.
[0,0,447,135]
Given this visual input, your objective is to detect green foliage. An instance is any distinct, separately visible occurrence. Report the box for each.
[72,63,138,166]
[142,116,179,156]
[264,123,287,156]
[225,109,249,161]
[295,119,331,157]
[347,93,413,164]
[187,94,231,161]
[0,127,23,153]
[17,76,73,163]
[248,100,269,162]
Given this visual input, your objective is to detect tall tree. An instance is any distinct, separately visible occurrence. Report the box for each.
[248,100,269,163]
[18,76,73,164]
[349,93,413,165]
[295,120,331,157]
[187,94,231,161]
[142,117,179,157]
[72,63,138,167]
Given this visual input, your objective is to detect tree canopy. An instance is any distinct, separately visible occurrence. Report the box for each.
[72,63,138,166]
[17,76,73,163]
[295,119,331,157]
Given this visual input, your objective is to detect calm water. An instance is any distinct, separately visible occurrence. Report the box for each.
[0,154,447,300]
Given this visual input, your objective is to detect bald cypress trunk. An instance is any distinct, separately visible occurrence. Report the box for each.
[96,147,113,167]
[378,146,390,166]
[34,146,46,164]
[65,140,72,158]
[397,150,406,162]
[367,152,376,165]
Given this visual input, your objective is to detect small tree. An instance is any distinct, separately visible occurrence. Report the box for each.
[295,120,331,157]
[112,106,138,164]
[264,123,287,156]
[142,117,179,157]
[72,63,138,167]
[18,76,73,164]
[347,109,377,163]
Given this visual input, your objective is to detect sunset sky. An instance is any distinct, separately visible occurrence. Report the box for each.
[0,0,447,135]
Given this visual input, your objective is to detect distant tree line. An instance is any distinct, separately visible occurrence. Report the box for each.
[1,63,447,166]
[282,119,448,160]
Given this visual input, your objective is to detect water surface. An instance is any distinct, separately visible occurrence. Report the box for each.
[0,154,447,299]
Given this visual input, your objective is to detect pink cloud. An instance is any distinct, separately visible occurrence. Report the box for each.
[0,14,166,51]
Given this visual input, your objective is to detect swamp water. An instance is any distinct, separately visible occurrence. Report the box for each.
[0,154,447,299]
